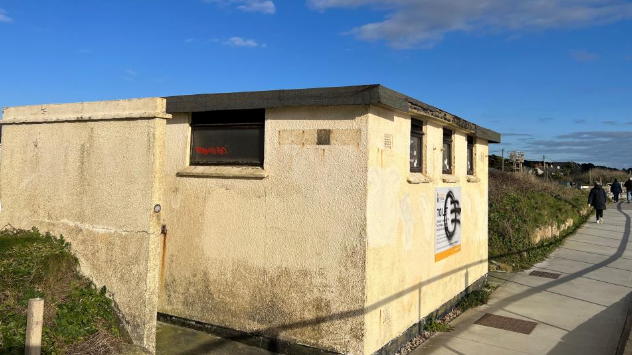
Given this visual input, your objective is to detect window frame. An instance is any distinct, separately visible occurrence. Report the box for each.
[467,135,475,176]
[189,109,265,167]
[410,119,424,173]
[442,128,453,175]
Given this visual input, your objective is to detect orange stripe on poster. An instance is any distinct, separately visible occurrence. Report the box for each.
[435,245,461,262]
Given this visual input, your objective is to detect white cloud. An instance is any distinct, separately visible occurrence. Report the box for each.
[223,37,260,47]
[125,69,138,76]
[204,0,276,14]
[571,49,600,62]
[308,0,632,48]
[0,8,14,23]
[184,38,196,43]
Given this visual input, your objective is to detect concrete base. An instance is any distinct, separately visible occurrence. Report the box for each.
[157,313,340,355]
[155,322,277,355]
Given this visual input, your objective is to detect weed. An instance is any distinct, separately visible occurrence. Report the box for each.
[423,316,452,332]
[456,289,491,313]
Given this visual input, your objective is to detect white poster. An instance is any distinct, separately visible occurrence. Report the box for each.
[435,187,462,261]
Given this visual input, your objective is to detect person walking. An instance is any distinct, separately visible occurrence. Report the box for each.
[612,179,622,203]
[625,177,632,203]
[589,181,608,224]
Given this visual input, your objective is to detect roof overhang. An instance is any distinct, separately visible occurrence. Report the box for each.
[166,85,501,143]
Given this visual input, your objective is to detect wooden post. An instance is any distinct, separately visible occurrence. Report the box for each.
[25,298,44,355]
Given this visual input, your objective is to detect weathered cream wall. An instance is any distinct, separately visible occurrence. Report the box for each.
[0,99,168,352]
[0,97,492,355]
[363,105,489,354]
[159,105,370,354]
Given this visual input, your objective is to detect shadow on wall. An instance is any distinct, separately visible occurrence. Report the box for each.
[161,204,630,355]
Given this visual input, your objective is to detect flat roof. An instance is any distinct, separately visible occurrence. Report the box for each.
[166,84,501,143]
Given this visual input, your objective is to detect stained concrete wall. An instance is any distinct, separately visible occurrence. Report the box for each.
[0,99,169,351]
[363,105,489,354]
[158,105,370,355]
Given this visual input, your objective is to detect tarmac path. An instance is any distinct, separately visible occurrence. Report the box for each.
[413,201,632,355]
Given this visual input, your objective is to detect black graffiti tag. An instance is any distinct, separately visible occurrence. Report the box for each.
[443,190,462,241]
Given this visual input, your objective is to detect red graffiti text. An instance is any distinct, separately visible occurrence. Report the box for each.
[195,146,229,156]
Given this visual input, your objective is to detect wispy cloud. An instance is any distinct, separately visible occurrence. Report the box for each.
[572,119,586,124]
[308,0,632,48]
[183,38,196,43]
[0,8,14,23]
[223,37,263,47]
[603,120,617,125]
[204,0,276,14]
[571,50,599,62]
[124,69,138,81]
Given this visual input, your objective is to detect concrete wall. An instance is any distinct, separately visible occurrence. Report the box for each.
[158,105,370,355]
[0,99,169,351]
[363,105,489,354]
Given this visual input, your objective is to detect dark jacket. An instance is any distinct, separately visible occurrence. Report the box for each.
[625,179,632,191]
[612,181,622,194]
[588,185,608,210]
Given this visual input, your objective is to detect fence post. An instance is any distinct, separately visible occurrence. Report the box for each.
[25,298,44,355]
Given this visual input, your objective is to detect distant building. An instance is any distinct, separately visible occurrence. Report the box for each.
[0,85,500,355]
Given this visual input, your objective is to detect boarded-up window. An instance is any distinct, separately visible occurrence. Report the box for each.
[443,128,453,174]
[190,109,265,166]
[410,120,423,172]
[467,135,475,175]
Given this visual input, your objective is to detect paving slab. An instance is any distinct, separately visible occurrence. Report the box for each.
[413,202,632,355]
[155,322,278,355]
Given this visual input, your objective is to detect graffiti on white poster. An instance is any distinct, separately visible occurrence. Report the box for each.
[435,187,462,261]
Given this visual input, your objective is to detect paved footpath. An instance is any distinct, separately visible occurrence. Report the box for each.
[414,202,632,355]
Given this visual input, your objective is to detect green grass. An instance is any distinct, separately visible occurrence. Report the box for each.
[489,172,590,270]
[0,228,122,354]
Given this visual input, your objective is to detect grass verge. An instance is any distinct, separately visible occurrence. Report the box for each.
[0,228,125,354]
[489,171,590,271]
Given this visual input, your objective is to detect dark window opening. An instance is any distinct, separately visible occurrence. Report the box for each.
[442,128,453,174]
[190,109,265,166]
[467,136,475,175]
[410,120,424,173]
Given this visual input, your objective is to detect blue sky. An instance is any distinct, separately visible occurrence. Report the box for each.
[1,0,632,167]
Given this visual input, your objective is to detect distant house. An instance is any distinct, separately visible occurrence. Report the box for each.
[0,85,500,355]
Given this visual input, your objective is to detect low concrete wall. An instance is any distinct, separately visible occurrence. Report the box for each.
[0,99,169,352]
